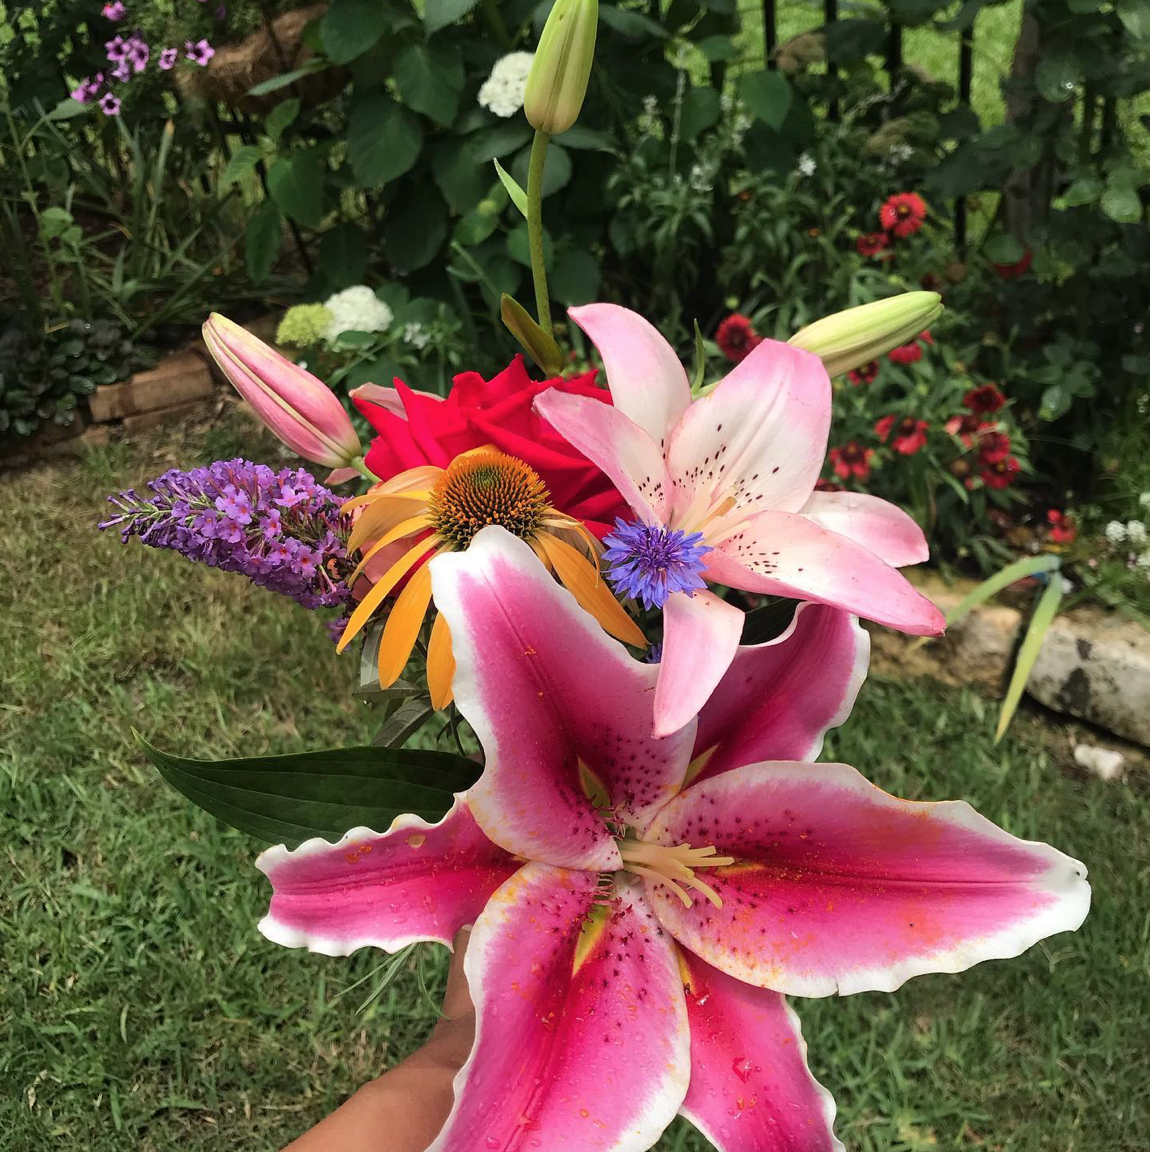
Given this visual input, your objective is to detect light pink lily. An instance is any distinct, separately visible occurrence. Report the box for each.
[535,303,945,735]
[257,527,1088,1152]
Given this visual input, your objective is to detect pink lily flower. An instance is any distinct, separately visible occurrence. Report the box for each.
[257,527,1089,1152]
[535,304,946,735]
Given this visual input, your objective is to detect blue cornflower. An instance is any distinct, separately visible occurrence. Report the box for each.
[601,518,711,611]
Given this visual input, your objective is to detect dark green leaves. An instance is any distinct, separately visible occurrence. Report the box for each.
[385,189,448,272]
[550,248,600,304]
[245,200,282,283]
[424,0,480,34]
[267,151,325,227]
[741,599,796,646]
[348,92,423,187]
[395,42,464,127]
[137,732,482,847]
[738,71,793,130]
[321,0,390,64]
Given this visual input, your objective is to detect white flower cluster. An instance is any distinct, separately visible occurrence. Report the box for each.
[478,52,534,118]
[796,153,817,178]
[1103,518,1150,573]
[323,286,393,343]
[403,322,430,350]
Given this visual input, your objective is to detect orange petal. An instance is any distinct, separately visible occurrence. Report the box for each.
[377,563,435,688]
[426,611,456,710]
[347,493,432,552]
[348,513,432,583]
[374,464,443,494]
[337,539,435,653]
[537,533,648,649]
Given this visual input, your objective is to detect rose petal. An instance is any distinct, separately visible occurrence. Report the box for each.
[428,863,690,1152]
[643,762,1090,997]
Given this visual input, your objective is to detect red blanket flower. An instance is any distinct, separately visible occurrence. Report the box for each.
[353,356,628,538]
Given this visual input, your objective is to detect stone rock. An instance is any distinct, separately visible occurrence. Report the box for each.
[1072,743,1126,782]
[1027,610,1150,747]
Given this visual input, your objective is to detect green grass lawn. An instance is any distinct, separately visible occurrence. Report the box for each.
[2,414,1147,1151]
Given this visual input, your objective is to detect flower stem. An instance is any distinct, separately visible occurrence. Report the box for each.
[526,128,553,337]
[351,455,376,482]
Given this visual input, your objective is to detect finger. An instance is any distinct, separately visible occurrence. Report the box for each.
[441,927,473,1020]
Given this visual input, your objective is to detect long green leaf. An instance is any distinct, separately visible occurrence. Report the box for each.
[995,576,1062,743]
[494,158,528,217]
[944,554,1062,628]
[135,732,481,846]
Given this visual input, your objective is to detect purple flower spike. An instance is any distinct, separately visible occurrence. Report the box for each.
[185,38,215,66]
[158,46,178,70]
[102,1,126,19]
[601,517,711,611]
[99,459,354,611]
[99,92,122,116]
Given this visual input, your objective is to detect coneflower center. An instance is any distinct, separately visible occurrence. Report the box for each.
[616,839,735,908]
[428,451,551,549]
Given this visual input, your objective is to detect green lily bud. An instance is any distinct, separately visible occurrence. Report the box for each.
[788,292,943,378]
[524,0,598,136]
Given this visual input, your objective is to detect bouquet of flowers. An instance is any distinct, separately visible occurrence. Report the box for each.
[101,4,1089,1148]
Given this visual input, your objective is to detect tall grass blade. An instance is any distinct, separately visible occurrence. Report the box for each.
[995,575,1063,743]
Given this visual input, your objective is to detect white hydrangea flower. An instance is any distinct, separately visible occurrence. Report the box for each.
[403,322,430,350]
[796,153,816,177]
[323,286,393,342]
[1126,520,1148,547]
[1140,492,1150,509]
[1137,550,1150,570]
[478,51,534,118]
[1105,521,1127,546]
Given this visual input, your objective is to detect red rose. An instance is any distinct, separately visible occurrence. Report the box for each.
[352,356,628,538]
[875,414,929,455]
[715,313,762,364]
[880,192,927,239]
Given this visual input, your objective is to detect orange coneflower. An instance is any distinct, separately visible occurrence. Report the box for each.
[336,448,646,707]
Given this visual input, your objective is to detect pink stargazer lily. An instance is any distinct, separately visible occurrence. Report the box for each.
[257,527,1089,1152]
[535,303,946,735]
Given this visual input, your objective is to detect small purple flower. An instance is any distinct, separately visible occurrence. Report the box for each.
[158,46,178,70]
[99,92,122,116]
[293,546,319,578]
[110,61,131,82]
[70,74,104,104]
[275,483,306,509]
[601,518,711,611]
[185,38,215,66]
[106,35,128,61]
[125,36,149,72]
[102,1,126,19]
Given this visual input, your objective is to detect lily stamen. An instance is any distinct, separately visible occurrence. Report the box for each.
[617,839,734,908]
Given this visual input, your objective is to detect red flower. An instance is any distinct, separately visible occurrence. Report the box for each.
[828,441,874,482]
[964,383,1006,414]
[993,249,1033,279]
[980,455,1020,489]
[716,313,762,364]
[856,232,889,258]
[919,329,934,345]
[814,477,843,492]
[888,341,923,366]
[875,414,929,455]
[353,356,627,538]
[1047,508,1077,544]
[880,192,927,238]
[976,425,1011,464]
[848,360,879,385]
[945,412,982,442]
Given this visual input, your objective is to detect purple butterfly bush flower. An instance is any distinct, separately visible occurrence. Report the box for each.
[185,38,215,66]
[99,92,122,116]
[102,1,126,19]
[99,459,355,611]
[158,46,178,70]
[70,74,104,104]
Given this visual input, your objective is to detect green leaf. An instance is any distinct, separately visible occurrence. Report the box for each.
[320,0,389,64]
[267,151,325,228]
[983,232,1025,264]
[1034,50,1082,103]
[679,86,721,140]
[501,294,564,374]
[691,319,706,391]
[824,19,887,62]
[494,158,528,217]
[599,4,667,37]
[135,732,481,847]
[348,92,423,187]
[385,189,448,273]
[220,144,262,191]
[741,600,796,645]
[549,248,600,305]
[944,555,1061,630]
[1101,184,1143,224]
[552,126,615,151]
[698,34,737,61]
[245,200,282,284]
[1117,0,1150,39]
[247,58,327,96]
[395,42,464,127]
[1061,176,1102,206]
[318,222,370,289]
[424,0,480,33]
[738,71,793,130]
[265,97,301,144]
[995,576,1062,743]
[510,142,572,198]
[47,97,88,121]
[432,140,487,213]
[506,221,553,267]
[466,122,533,163]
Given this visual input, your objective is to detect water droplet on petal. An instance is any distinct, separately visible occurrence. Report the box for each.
[485,1139,500,1150]
[732,1056,753,1082]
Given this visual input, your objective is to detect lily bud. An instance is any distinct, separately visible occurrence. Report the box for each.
[202,313,362,469]
[524,0,598,136]
[788,292,943,378]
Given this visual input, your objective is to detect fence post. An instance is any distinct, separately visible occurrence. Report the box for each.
[763,0,777,69]
[955,21,974,253]
[824,0,839,121]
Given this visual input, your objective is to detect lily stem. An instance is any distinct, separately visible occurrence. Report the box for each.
[526,128,553,337]
[350,456,376,482]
